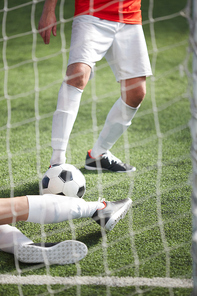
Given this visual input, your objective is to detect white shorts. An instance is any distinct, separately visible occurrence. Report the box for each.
[68,15,152,82]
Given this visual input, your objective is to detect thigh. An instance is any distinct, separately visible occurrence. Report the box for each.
[105,24,152,82]
[68,15,115,70]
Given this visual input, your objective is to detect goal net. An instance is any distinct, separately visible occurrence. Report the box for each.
[0,0,194,295]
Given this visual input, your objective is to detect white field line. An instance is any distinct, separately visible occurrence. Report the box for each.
[0,275,192,288]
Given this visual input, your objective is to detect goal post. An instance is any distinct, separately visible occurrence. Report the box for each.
[0,0,193,294]
[190,0,197,293]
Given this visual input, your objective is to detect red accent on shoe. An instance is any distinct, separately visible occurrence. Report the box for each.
[88,149,94,159]
[99,201,107,210]
[88,149,103,159]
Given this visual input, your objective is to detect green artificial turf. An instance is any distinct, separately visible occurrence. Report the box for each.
[0,0,193,295]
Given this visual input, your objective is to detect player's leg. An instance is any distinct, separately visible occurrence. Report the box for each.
[0,196,29,224]
[22,195,132,262]
[0,195,132,231]
[86,77,146,166]
[85,24,152,172]
[88,76,146,156]
[50,63,91,165]
[0,194,132,263]
[26,194,132,231]
[0,197,89,264]
[0,196,90,264]
[0,224,87,264]
[0,224,33,254]
[120,76,146,108]
[50,15,114,165]
[0,195,101,225]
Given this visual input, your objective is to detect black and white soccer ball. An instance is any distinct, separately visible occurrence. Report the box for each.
[41,164,86,198]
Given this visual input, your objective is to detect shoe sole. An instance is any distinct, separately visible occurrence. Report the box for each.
[16,240,88,265]
[105,198,132,231]
[84,165,136,173]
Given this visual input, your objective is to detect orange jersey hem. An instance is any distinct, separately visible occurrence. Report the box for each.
[74,0,142,25]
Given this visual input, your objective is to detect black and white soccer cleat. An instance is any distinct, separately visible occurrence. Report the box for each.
[85,150,136,173]
[16,240,88,265]
[92,198,132,231]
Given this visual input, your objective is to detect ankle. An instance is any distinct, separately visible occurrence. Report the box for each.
[50,150,65,166]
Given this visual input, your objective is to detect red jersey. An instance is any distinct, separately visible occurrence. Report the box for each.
[74,0,142,24]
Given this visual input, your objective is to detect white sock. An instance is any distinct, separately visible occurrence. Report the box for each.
[0,225,33,254]
[50,83,83,165]
[91,97,140,158]
[26,194,104,224]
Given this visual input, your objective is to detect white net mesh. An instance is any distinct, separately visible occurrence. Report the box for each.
[0,0,193,295]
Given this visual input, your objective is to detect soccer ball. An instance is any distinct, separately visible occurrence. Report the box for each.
[41,164,86,198]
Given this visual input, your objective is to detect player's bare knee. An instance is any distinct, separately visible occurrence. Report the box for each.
[121,77,146,107]
[136,85,146,102]
[66,72,86,89]
[66,63,90,89]
[123,85,146,107]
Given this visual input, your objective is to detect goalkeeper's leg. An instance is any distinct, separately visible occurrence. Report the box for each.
[0,194,132,229]
[0,224,88,264]
[0,194,99,264]
[0,195,102,264]
[0,195,132,263]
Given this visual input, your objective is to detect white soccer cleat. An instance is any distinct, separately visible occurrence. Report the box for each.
[92,198,132,231]
[15,240,88,265]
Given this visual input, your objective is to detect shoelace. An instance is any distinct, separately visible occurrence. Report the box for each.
[102,151,122,164]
